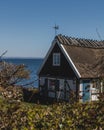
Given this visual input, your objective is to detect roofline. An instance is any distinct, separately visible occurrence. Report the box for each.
[57,42,81,78]
[37,39,57,75]
[56,34,104,49]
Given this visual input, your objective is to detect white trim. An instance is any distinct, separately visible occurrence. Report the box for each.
[37,39,57,75]
[79,80,83,102]
[58,43,81,78]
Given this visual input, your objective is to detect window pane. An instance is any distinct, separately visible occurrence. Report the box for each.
[53,53,60,66]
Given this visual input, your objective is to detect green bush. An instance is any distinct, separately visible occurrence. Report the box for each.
[0,98,104,130]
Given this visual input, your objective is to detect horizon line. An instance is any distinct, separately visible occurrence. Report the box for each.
[3,56,44,59]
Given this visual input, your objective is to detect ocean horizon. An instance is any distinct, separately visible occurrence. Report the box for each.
[3,56,43,59]
[2,57,43,88]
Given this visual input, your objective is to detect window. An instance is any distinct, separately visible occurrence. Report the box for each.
[48,79,59,91]
[53,53,60,66]
[48,79,56,91]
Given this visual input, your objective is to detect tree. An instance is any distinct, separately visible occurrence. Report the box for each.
[0,61,30,88]
[0,61,31,102]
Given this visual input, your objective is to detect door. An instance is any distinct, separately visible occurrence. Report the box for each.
[83,80,91,102]
[48,78,60,98]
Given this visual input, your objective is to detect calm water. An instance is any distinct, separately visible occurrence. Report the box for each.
[3,58,43,88]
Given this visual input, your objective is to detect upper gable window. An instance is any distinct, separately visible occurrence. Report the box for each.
[53,53,60,66]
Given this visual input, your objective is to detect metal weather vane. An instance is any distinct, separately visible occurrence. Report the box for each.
[53,24,59,36]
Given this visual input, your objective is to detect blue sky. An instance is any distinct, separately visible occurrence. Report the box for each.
[0,0,104,58]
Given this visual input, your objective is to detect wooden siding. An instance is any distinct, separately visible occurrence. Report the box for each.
[39,43,76,79]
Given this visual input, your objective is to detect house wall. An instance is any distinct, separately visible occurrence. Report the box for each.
[39,43,76,79]
[39,77,76,101]
[39,77,100,102]
[38,43,78,101]
[79,79,100,102]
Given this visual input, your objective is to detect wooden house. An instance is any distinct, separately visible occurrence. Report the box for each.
[37,34,104,102]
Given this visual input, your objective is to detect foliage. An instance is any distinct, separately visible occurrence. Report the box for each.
[0,98,104,130]
[0,61,30,88]
[0,61,32,102]
[1,86,23,102]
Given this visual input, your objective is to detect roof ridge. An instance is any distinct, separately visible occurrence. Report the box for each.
[57,34,100,42]
[56,34,104,48]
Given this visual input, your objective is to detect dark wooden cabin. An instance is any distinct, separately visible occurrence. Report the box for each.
[37,34,104,102]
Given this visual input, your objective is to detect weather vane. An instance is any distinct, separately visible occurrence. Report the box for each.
[53,24,59,36]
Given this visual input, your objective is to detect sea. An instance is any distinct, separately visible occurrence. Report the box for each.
[3,58,43,88]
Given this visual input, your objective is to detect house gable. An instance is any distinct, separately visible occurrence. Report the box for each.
[38,41,80,79]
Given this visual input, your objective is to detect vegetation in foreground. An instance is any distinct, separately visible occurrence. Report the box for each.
[0,61,104,130]
[0,97,104,130]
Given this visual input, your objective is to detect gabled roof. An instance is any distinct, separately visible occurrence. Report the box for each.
[56,34,104,78]
[38,34,104,79]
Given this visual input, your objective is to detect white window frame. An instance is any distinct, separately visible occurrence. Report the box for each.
[53,53,60,66]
